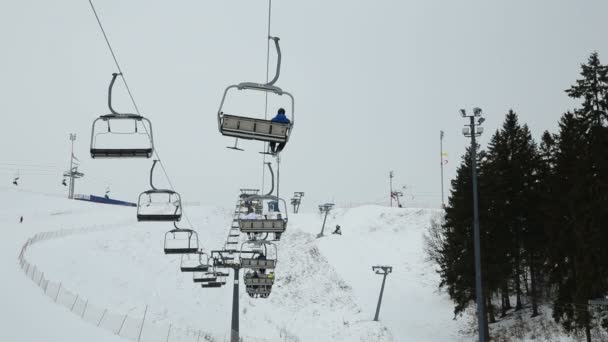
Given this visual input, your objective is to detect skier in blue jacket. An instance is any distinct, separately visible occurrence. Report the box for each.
[269,108,290,154]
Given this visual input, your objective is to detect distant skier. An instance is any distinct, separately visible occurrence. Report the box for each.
[268,108,290,154]
[332,224,342,235]
[19,216,23,224]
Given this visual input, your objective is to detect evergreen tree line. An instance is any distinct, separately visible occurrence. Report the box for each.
[426,52,608,342]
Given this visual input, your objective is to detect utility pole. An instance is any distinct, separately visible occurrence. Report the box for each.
[63,133,84,199]
[461,108,486,342]
[440,130,445,208]
[317,203,334,238]
[389,171,394,207]
[372,265,393,321]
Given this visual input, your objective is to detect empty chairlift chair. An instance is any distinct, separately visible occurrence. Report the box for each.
[199,270,228,288]
[180,252,210,272]
[239,195,288,239]
[164,222,200,254]
[217,37,295,148]
[90,73,154,158]
[137,160,182,222]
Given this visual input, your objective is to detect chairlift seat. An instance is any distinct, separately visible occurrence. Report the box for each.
[181,265,209,272]
[244,277,274,286]
[91,148,153,159]
[220,114,290,143]
[246,286,272,295]
[165,247,199,254]
[240,258,277,269]
[193,277,217,283]
[239,219,286,233]
[202,282,225,288]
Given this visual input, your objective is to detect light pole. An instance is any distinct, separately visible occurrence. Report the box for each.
[317,203,334,238]
[372,265,392,321]
[440,130,445,208]
[389,171,394,207]
[461,107,486,342]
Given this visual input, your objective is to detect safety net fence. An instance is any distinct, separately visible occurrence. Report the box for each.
[17,223,297,342]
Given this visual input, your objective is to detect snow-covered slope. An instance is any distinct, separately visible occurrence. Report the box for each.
[2,187,465,341]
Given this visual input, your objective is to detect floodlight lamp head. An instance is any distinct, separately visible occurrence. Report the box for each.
[477,127,484,135]
[462,127,471,136]
[478,117,485,125]
[459,109,467,117]
[473,107,482,117]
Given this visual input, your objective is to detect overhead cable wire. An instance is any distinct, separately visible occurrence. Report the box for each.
[261,0,272,193]
[87,0,195,231]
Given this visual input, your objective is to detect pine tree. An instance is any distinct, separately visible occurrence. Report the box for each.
[482,110,540,316]
[549,52,608,342]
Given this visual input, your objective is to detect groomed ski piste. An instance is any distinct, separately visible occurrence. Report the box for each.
[3,186,591,342]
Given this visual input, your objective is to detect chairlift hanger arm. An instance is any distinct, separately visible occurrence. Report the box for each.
[266,36,281,86]
[265,162,274,196]
[149,160,158,190]
[107,73,140,117]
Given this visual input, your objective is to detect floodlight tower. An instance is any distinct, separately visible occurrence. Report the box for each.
[372,265,393,321]
[316,203,335,238]
[461,107,486,342]
[63,133,84,199]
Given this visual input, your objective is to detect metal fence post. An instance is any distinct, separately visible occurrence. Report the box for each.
[71,295,79,311]
[166,324,172,342]
[138,305,149,342]
[81,299,88,318]
[55,282,62,302]
[97,308,107,327]
[117,314,128,335]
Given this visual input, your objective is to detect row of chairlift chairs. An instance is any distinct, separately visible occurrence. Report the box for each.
[214,36,292,297]
[88,35,294,295]
[90,37,293,158]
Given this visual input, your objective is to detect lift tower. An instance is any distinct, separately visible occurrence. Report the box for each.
[63,133,84,199]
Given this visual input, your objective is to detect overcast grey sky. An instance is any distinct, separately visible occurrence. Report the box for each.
[1,1,607,211]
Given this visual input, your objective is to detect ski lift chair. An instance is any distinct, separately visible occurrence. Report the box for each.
[199,270,227,288]
[137,160,182,222]
[217,37,295,147]
[246,285,272,298]
[240,240,277,270]
[164,223,200,254]
[193,270,217,283]
[90,73,154,158]
[244,272,275,287]
[180,252,210,272]
[239,195,288,234]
